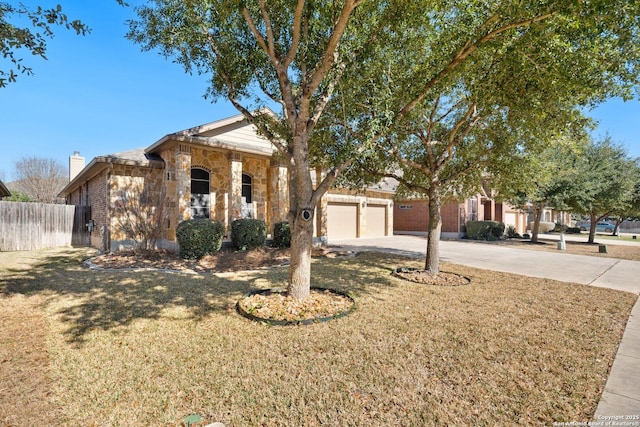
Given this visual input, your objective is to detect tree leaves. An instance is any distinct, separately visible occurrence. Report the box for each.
[0,2,90,87]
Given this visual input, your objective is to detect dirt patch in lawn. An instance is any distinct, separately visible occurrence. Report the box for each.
[88,246,353,273]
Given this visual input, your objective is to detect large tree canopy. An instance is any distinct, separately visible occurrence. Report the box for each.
[321,0,640,273]
[128,0,396,300]
[128,0,640,294]
[566,137,639,243]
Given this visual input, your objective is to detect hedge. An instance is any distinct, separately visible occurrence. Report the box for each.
[466,220,505,240]
[231,218,267,251]
[272,221,291,249]
[176,219,224,259]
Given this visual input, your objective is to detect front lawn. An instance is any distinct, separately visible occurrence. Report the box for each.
[0,247,636,426]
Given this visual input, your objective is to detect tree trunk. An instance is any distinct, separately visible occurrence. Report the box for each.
[286,130,316,302]
[613,217,623,236]
[288,215,313,301]
[531,202,544,243]
[425,186,442,274]
[588,213,597,244]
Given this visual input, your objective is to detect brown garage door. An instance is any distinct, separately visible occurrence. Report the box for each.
[327,203,358,240]
[366,204,387,236]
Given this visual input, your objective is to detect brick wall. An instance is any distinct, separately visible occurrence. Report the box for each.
[394,199,462,234]
[394,200,429,232]
[441,202,460,234]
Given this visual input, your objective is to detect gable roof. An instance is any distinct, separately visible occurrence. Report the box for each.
[58,110,280,198]
[145,111,277,157]
[0,180,10,198]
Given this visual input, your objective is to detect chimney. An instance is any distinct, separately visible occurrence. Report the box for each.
[69,151,85,182]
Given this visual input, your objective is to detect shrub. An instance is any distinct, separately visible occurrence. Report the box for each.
[566,227,582,234]
[523,233,531,239]
[272,221,291,249]
[231,218,267,251]
[176,219,224,259]
[553,223,569,233]
[529,221,556,233]
[466,220,506,240]
[506,225,522,239]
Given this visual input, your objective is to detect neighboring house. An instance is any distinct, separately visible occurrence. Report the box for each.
[58,112,394,252]
[394,194,528,238]
[0,180,10,199]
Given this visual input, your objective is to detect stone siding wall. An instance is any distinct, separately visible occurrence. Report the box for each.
[108,165,165,244]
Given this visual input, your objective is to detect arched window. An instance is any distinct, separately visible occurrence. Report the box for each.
[191,168,210,218]
[241,173,252,218]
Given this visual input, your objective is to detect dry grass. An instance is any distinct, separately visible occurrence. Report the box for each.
[491,238,640,261]
[0,247,636,426]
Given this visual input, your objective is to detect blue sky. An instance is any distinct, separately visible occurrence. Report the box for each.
[1,1,639,181]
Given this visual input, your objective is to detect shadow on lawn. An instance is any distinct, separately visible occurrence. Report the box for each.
[0,248,405,346]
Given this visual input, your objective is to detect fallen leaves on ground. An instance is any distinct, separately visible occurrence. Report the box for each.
[393,268,470,286]
[238,288,354,323]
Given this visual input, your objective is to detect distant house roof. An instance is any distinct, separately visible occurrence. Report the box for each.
[0,180,10,199]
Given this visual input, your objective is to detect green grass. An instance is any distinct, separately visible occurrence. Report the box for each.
[0,247,636,426]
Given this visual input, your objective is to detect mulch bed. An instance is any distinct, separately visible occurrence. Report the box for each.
[237,288,355,325]
[392,267,470,286]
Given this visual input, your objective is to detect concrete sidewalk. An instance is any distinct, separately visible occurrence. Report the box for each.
[332,235,640,416]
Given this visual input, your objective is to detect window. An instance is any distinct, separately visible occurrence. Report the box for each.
[241,173,252,218]
[191,168,210,218]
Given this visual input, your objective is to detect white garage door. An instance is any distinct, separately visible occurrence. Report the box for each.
[327,203,358,240]
[504,212,516,227]
[366,204,387,237]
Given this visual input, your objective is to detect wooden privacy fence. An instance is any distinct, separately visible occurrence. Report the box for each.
[0,201,77,251]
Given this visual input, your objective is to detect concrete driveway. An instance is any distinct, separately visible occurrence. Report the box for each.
[332,235,640,293]
[331,234,640,415]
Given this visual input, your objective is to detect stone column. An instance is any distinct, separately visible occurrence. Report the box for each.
[175,144,192,221]
[386,200,394,236]
[358,196,367,238]
[228,152,243,222]
[315,167,328,245]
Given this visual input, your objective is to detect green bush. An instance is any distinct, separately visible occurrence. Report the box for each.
[553,223,568,232]
[231,218,267,251]
[272,221,291,249]
[176,219,224,259]
[566,227,582,234]
[506,225,522,239]
[466,220,505,240]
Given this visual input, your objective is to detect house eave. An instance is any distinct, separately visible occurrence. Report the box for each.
[58,155,164,198]
[145,134,276,157]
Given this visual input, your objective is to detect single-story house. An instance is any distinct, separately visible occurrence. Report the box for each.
[58,113,394,252]
[0,180,10,199]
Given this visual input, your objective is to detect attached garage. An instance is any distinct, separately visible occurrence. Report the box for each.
[504,212,517,227]
[366,204,387,237]
[327,202,358,240]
